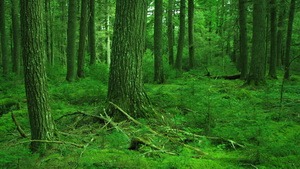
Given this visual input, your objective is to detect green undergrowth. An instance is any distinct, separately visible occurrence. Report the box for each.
[0,65,299,168]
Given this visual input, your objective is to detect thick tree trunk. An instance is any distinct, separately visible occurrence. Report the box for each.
[108,0,150,120]
[284,0,296,79]
[188,0,195,69]
[66,0,77,82]
[268,0,277,78]
[154,0,164,83]
[175,0,186,71]
[11,0,21,74]
[276,0,287,67]
[0,1,8,75]
[247,0,267,85]
[20,0,56,153]
[238,0,248,79]
[77,0,89,78]
[89,0,96,65]
[167,0,174,65]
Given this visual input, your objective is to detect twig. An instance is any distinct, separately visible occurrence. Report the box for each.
[80,138,94,157]
[11,112,27,138]
[19,140,84,148]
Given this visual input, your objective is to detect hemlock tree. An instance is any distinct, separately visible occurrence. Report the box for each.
[277,0,287,66]
[20,0,56,153]
[167,0,174,65]
[247,0,267,85]
[66,0,77,82]
[107,0,150,119]
[154,0,164,83]
[11,0,21,74]
[268,0,277,78]
[175,0,186,71]
[0,0,8,75]
[284,0,296,79]
[77,0,89,78]
[89,0,96,65]
[188,0,195,69]
[239,0,248,79]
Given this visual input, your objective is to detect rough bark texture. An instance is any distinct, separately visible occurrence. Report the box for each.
[77,0,89,78]
[284,0,296,79]
[108,0,150,120]
[66,0,77,82]
[0,0,8,75]
[167,0,174,65]
[11,0,21,74]
[20,0,56,153]
[188,0,195,69]
[247,0,266,85]
[89,0,96,65]
[269,0,277,78]
[154,0,164,83]
[175,0,186,71]
[238,0,248,79]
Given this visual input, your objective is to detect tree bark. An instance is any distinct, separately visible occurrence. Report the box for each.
[89,0,96,65]
[167,0,174,65]
[154,0,164,83]
[0,0,8,75]
[66,0,77,82]
[77,0,89,78]
[175,0,186,71]
[11,0,21,74]
[238,0,248,79]
[107,0,150,120]
[284,0,296,79]
[20,0,56,153]
[247,0,267,85]
[188,0,195,69]
[276,0,287,67]
[268,0,277,78]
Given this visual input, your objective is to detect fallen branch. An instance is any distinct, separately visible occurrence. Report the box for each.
[20,140,84,148]
[109,102,208,155]
[11,112,27,138]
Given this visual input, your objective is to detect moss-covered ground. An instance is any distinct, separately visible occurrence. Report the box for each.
[0,63,299,169]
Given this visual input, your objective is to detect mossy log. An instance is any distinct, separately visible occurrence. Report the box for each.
[0,98,20,116]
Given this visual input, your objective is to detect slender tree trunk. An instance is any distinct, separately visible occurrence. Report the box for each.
[276,0,287,67]
[89,0,96,65]
[154,0,164,83]
[268,0,277,78]
[77,0,89,78]
[11,0,21,74]
[167,0,174,65]
[20,0,56,153]
[239,0,248,79]
[107,0,150,120]
[106,0,111,65]
[175,0,186,71]
[188,0,195,69]
[66,0,77,82]
[247,0,267,85]
[45,0,52,65]
[0,0,8,75]
[284,0,296,79]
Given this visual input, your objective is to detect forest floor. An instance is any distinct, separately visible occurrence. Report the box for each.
[0,65,299,169]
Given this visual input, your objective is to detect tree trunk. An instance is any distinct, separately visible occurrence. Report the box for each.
[188,0,195,69]
[268,0,277,78]
[89,0,96,65]
[105,0,111,66]
[20,0,56,153]
[154,0,164,83]
[66,0,77,82]
[247,0,267,85]
[167,0,174,65]
[77,0,89,78]
[284,0,296,79]
[175,0,186,71]
[11,0,21,74]
[238,0,248,79]
[0,0,8,76]
[107,0,150,120]
[276,0,287,67]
